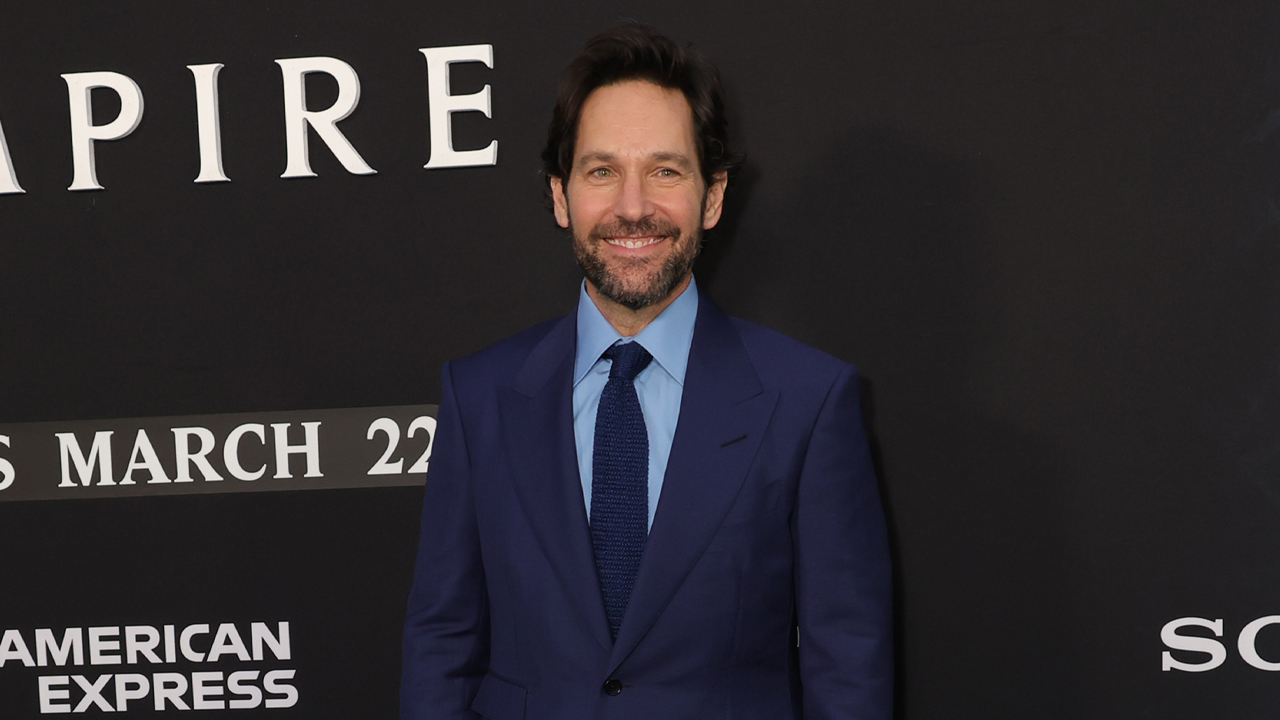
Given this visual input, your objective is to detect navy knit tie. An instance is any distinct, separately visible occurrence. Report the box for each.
[591,341,653,640]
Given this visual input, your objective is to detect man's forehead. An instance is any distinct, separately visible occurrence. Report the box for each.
[573,80,697,159]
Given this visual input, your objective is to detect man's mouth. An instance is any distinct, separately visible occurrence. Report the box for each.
[603,236,665,249]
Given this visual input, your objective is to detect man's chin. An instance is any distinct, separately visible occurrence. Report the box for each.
[593,283,662,311]
[590,272,688,311]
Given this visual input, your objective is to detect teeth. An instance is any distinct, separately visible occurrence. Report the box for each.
[606,237,662,249]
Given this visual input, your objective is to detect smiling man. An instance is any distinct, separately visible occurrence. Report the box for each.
[552,78,722,334]
[401,25,893,720]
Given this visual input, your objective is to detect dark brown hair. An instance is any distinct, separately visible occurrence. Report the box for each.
[541,24,741,193]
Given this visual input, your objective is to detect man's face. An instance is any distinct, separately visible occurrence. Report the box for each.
[551,80,727,311]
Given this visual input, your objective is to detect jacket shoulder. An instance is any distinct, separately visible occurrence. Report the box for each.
[445,314,567,392]
[728,316,855,389]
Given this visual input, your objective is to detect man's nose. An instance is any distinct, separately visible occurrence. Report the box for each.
[612,172,653,222]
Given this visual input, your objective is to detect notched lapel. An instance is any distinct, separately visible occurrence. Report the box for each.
[498,315,613,652]
[609,299,780,670]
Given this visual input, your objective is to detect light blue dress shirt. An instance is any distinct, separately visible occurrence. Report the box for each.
[573,277,698,531]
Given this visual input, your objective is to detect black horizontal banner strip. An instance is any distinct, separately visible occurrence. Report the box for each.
[0,405,437,502]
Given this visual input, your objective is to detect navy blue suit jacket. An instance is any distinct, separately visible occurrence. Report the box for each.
[401,291,892,720]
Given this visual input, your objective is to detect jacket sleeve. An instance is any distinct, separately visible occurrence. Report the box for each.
[401,361,490,720]
[794,364,894,719]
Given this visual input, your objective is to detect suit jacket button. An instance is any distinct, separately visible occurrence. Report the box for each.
[602,678,622,696]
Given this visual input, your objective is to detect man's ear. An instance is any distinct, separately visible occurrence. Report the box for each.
[550,176,570,228]
[702,171,729,229]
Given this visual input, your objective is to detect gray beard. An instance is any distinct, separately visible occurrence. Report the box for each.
[570,215,702,311]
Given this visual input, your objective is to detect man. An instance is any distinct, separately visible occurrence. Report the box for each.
[401,24,892,720]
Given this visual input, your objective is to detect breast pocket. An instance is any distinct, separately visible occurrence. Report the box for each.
[720,475,789,527]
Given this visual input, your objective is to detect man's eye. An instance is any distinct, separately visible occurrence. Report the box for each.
[590,167,612,177]
[656,168,677,177]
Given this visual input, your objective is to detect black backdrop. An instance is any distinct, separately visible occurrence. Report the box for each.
[3,1,1280,717]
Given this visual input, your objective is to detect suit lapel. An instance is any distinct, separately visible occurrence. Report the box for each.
[497,313,613,652]
[608,297,779,671]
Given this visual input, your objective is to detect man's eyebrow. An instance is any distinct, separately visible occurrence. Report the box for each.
[575,152,617,169]
[574,151,695,169]
[649,152,695,169]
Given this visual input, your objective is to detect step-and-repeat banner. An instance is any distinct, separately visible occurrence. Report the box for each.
[0,406,437,502]
[3,1,1280,718]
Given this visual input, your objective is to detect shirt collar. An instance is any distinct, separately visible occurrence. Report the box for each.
[573,276,699,387]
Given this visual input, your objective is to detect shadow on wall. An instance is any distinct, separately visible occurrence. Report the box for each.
[1216,88,1280,516]
[705,126,1085,719]
[696,157,757,287]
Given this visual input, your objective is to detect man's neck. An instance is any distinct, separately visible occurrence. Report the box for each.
[585,274,692,337]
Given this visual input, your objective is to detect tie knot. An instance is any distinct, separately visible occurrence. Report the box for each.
[604,342,653,382]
